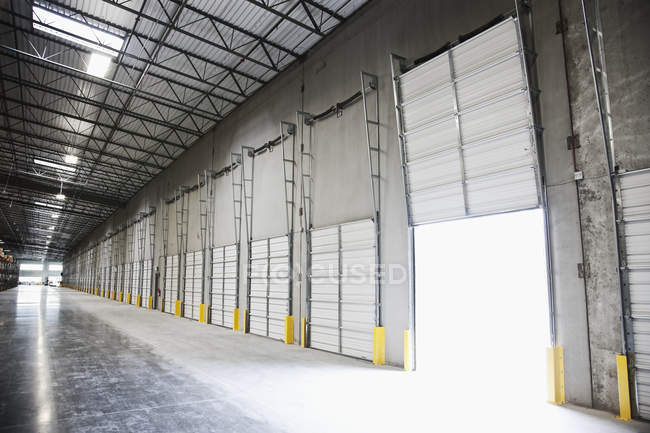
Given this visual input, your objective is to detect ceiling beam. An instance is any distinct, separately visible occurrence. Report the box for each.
[5,175,125,208]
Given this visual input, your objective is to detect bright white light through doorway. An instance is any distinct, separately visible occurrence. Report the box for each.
[413,208,550,418]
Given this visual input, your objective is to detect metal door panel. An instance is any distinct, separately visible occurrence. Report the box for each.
[309,219,376,360]
[619,169,650,418]
[395,17,540,226]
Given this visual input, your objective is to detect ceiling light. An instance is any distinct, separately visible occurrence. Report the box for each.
[55,181,66,200]
[35,201,63,210]
[52,213,60,219]
[32,6,123,57]
[46,235,52,239]
[48,226,55,230]
[87,52,111,78]
[63,154,78,165]
[34,158,76,173]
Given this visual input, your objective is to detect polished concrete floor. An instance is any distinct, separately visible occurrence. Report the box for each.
[1,285,649,433]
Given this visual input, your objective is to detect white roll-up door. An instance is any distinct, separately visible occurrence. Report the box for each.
[124,264,132,300]
[112,265,119,294]
[183,250,203,320]
[248,235,290,340]
[164,255,179,314]
[210,244,238,328]
[102,267,107,292]
[131,262,140,302]
[141,259,153,304]
[395,17,540,226]
[309,219,376,360]
[619,169,650,419]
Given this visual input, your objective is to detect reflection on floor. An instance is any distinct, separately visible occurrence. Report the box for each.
[1,285,648,433]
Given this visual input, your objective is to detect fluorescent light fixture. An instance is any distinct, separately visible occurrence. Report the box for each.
[52,213,60,219]
[48,226,55,230]
[87,52,111,78]
[46,235,52,239]
[35,201,63,210]
[64,154,78,165]
[55,193,66,200]
[32,6,123,57]
[34,158,76,173]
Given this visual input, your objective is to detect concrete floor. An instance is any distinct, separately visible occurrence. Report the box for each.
[1,285,649,433]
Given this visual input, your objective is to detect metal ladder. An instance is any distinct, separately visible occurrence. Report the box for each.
[137,213,147,301]
[127,219,134,300]
[241,146,255,332]
[281,122,297,320]
[198,170,214,319]
[230,152,243,314]
[361,71,381,328]
[175,187,190,313]
[147,208,156,306]
[161,198,170,310]
[298,110,314,347]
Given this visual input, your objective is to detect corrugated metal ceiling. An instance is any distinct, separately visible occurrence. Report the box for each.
[0,0,367,261]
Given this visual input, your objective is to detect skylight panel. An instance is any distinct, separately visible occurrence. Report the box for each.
[32,6,124,57]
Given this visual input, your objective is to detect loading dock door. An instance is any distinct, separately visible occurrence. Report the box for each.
[393,16,547,376]
[248,235,291,340]
[164,255,179,314]
[210,244,238,328]
[131,262,140,304]
[141,259,153,305]
[124,264,131,301]
[395,17,540,226]
[619,169,650,419]
[183,250,203,320]
[309,219,376,360]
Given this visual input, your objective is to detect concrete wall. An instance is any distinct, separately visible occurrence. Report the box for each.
[559,0,650,412]
[63,0,650,413]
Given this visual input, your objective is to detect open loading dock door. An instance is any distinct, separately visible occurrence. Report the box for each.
[393,17,541,225]
[618,169,650,419]
[392,14,552,382]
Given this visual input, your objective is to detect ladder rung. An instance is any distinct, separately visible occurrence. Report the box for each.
[369,147,379,152]
[367,120,379,125]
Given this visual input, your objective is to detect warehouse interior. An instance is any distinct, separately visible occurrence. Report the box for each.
[0,0,649,432]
